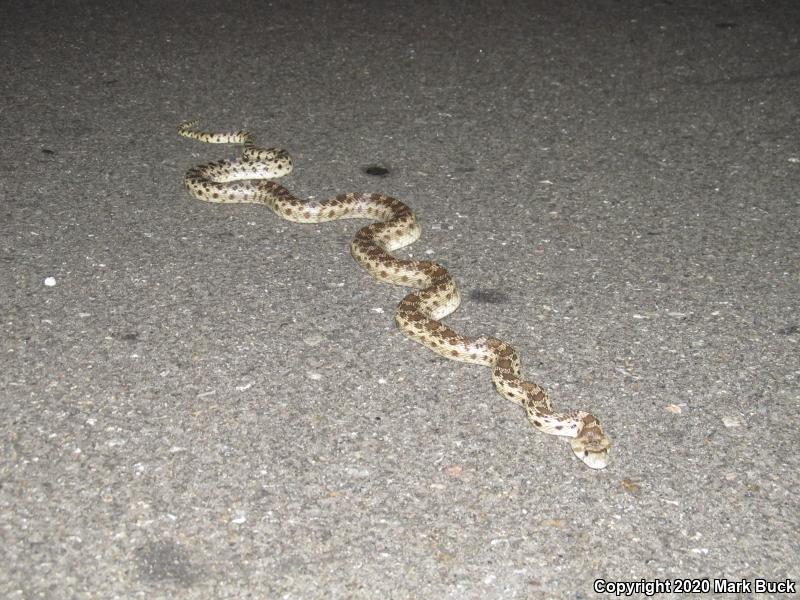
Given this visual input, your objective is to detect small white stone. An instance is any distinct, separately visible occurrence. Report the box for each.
[44,277,57,287]
[303,334,324,346]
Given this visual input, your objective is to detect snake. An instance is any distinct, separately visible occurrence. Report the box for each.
[178,120,611,469]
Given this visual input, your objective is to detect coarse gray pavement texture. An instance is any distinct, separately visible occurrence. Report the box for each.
[1,1,798,598]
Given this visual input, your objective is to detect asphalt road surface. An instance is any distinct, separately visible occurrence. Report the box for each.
[2,1,798,598]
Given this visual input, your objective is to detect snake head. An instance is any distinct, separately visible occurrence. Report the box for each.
[570,429,611,470]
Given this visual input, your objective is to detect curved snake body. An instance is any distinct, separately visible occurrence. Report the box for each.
[178,121,610,469]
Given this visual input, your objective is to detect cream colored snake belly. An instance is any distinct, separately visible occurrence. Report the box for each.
[178,121,610,469]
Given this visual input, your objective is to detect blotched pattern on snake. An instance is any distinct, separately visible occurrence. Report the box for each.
[178,121,611,469]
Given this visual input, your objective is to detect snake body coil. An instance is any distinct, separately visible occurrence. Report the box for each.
[179,121,611,469]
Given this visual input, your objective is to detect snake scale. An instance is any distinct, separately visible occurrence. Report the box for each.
[178,120,610,469]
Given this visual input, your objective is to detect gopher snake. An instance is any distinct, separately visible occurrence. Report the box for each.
[178,121,610,469]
